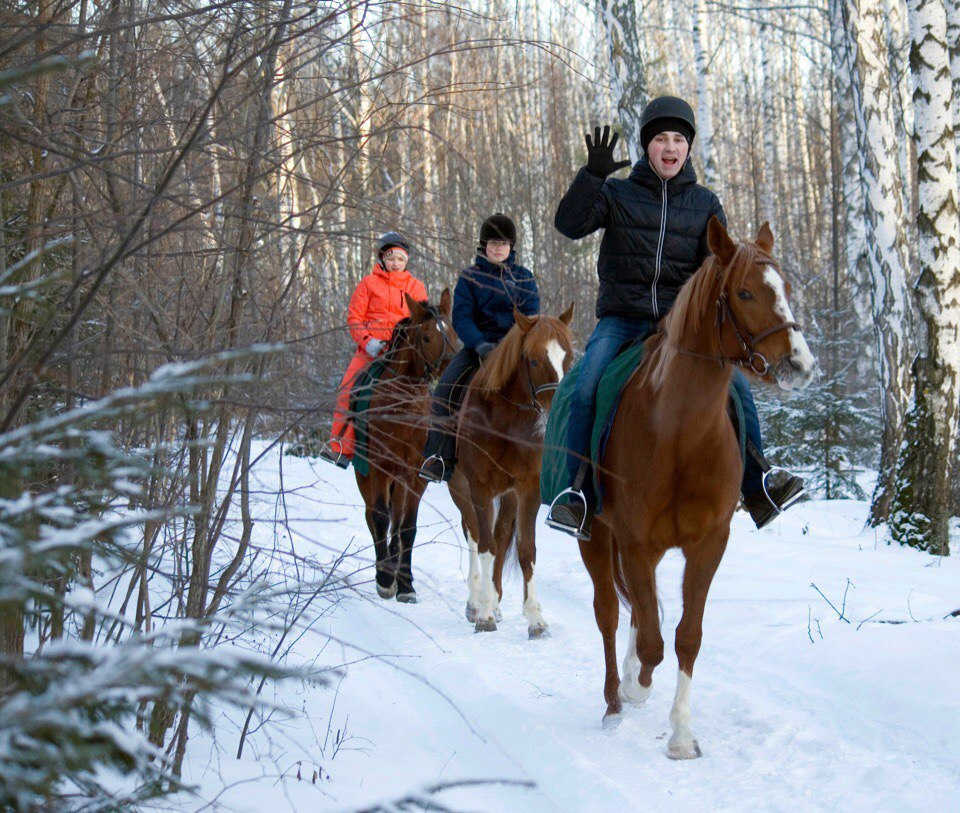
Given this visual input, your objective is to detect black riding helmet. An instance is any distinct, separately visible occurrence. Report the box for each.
[377,231,410,259]
[479,213,517,249]
[640,96,696,155]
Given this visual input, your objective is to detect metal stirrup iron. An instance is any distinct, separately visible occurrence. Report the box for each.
[419,454,446,482]
[546,487,591,538]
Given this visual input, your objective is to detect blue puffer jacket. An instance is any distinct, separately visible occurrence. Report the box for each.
[452,253,540,350]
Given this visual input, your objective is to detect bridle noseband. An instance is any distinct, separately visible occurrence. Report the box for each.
[384,307,457,382]
[716,290,800,376]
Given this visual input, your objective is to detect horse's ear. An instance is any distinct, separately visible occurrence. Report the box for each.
[438,287,452,317]
[514,308,535,334]
[707,216,737,265]
[756,221,775,253]
[404,292,427,321]
[559,301,575,325]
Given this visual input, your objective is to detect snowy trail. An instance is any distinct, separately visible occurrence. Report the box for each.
[181,445,960,811]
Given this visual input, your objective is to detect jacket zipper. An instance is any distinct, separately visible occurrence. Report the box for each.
[652,178,667,320]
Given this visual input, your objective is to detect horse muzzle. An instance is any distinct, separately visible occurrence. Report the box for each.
[773,353,816,391]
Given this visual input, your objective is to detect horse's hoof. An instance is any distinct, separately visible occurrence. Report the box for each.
[396,590,417,604]
[602,713,622,732]
[376,582,398,600]
[527,624,549,640]
[667,738,702,760]
[465,603,479,622]
[474,618,497,633]
[618,677,651,706]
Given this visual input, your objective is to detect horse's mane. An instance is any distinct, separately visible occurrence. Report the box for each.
[649,242,760,388]
[472,316,572,395]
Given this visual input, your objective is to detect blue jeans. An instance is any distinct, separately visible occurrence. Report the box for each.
[564,316,765,506]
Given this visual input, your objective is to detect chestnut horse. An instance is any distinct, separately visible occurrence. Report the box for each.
[582,219,815,757]
[449,305,574,636]
[356,290,457,602]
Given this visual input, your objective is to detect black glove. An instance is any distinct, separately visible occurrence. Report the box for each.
[585,125,631,178]
[476,342,496,359]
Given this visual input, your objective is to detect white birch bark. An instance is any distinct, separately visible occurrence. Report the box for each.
[890,0,960,555]
[841,0,915,523]
[598,0,648,161]
[946,0,960,189]
[692,0,718,189]
[759,23,777,229]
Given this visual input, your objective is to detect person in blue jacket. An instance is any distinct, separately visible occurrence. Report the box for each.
[419,213,540,483]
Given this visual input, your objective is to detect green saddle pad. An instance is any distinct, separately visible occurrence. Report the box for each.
[540,341,746,513]
[349,359,388,477]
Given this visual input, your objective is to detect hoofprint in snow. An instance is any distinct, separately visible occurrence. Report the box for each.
[175,441,960,811]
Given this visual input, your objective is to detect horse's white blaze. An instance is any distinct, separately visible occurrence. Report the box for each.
[522,562,546,629]
[466,532,481,610]
[545,339,567,383]
[478,551,498,621]
[762,266,815,375]
[668,669,696,749]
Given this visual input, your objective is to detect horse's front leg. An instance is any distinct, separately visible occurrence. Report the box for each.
[448,472,482,623]
[669,529,727,760]
[472,494,500,632]
[516,487,548,639]
[363,490,396,600]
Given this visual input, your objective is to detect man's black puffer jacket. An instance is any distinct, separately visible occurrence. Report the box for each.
[555,158,726,321]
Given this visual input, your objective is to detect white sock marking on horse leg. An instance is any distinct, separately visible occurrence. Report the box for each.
[618,625,651,704]
[668,669,700,757]
[522,563,546,629]
[545,339,567,383]
[466,532,481,611]
[478,551,497,622]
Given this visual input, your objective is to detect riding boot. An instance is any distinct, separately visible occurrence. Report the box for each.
[546,462,595,541]
[742,440,805,528]
[319,438,350,469]
[419,429,457,483]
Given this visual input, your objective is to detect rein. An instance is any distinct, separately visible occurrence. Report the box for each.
[383,307,456,383]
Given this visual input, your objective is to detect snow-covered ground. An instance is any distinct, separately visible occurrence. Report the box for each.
[177,443,960,811]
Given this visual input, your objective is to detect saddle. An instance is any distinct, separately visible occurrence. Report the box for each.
[540,340,747,513]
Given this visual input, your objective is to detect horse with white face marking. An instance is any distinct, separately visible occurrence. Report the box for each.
[582,219,815,757]
[448,305,575,637]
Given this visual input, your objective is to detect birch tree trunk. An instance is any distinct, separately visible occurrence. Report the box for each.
[692,0,718,188]
[759,24,777,228]
[946,0,960,188]
[841,0,915,524]
[598,0,648,161]
[889,0,960,555]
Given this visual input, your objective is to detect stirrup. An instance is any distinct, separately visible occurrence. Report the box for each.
[760,466,804,514]
[418,454,447,483]
[319,439,350,469]
[546,487,592,541]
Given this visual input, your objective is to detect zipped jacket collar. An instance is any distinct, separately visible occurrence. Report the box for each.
[628,157,698,195]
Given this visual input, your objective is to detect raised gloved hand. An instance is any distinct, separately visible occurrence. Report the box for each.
[365,338,385,357]
[475,341,496,359]
[585,125,631,179]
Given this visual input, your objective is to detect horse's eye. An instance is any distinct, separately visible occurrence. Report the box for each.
[530,360,539,367]
[738,290,753,301]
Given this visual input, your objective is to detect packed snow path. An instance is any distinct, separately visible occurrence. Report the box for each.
[182,444,960,811]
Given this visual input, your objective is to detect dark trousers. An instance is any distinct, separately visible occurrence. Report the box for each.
[422,348,480,462]
[565,316,765,507]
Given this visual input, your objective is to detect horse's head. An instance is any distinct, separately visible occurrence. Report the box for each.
[514,302,575,408]
[707,218,816,391]
[401,288,457,378]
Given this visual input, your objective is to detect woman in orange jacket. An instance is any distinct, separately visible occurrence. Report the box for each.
[321,232,428,467]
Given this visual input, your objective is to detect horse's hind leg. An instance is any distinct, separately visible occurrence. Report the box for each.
[515,488,547,639]
[449,472,482,622]
[579,521,621,726]
[492,492,516,619]
[668,531,727,760]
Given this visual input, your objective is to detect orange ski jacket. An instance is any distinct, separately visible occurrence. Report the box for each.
[347,263,428,350]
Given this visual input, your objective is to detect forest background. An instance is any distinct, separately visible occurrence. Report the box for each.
[1,0,958,808]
